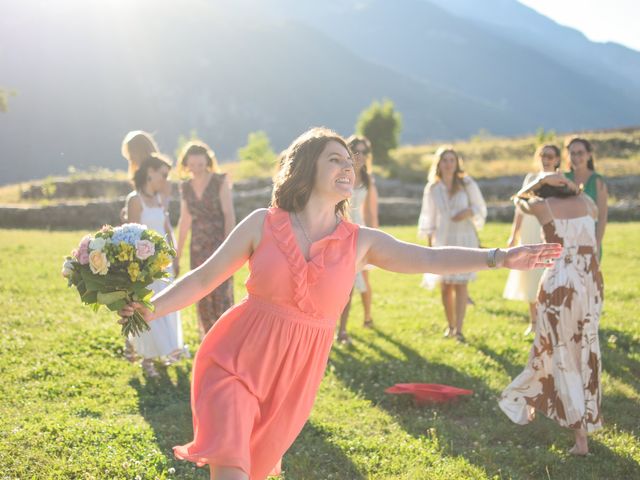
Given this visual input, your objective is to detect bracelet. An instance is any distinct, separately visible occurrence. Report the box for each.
[487,248,500,268]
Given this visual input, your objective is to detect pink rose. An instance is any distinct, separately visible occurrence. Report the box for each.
[76,235,91,265]
[135,239,155,260]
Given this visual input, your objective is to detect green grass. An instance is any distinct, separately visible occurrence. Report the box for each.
[1,224,638,479]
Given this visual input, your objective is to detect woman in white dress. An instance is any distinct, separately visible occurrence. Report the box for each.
[125,153,185,377]
[504,145,561,335]
[418,146,487,341]
[337,136,379,344]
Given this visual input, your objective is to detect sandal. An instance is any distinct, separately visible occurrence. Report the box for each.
[141,359,160,378]
[443,327,454,338]
[455,333,466,343]
[123,339,138,363]
[363,318,374,328]
[337,331,353,345]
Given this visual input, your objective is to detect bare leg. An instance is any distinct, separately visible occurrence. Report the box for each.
[524,302,537,335]
[337,289,354,344]
[361,270,373,326]
[454,283,468,340]
[569,429,589,456]
[211,466,249,480]
[441,283,455,337]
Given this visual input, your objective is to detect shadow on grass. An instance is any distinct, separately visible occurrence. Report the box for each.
[600,327,640,392]
[331,326,640,479]
[285,422,365,479]
[129,362,363,479]
[129,364,211,479]
[471,341,527,379]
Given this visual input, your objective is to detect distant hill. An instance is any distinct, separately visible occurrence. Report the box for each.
[2,0,639,185]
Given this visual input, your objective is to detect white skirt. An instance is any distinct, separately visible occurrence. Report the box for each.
[503,214,544,302]
[129,276,183,359]
[421,225,479,290]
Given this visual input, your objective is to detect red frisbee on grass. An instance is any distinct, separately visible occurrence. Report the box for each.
[385,383,474,405]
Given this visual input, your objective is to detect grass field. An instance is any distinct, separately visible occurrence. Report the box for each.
[1,223,638,479]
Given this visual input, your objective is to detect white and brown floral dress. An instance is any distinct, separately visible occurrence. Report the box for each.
[499,197,604,432]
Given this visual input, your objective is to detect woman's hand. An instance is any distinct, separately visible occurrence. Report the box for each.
[503,243,563,270]
[507,236,517,248]
[451,208,472,222]
[540,174,578,192]
[117,302,153,324]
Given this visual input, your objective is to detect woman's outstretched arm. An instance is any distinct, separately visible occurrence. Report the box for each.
[119,209,267,322]
[358,227,561,275]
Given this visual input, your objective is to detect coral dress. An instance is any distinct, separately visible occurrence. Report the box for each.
[173,207,359,479]
[499,197,604,432]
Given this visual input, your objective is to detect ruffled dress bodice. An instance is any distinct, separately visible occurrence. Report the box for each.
[246,207,359,321]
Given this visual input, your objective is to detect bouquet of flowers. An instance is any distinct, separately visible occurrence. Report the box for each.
[62,223,176,337]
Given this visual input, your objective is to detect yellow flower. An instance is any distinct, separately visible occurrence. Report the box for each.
[127,262,141,282]
[89,250,110,275]
[155,252,172,270]
[117,242,134,262]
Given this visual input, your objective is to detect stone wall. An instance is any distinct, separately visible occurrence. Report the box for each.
[1,195,638,230]
[2,176,639,229]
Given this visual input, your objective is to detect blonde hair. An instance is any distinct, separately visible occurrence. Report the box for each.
[271,127,351,217]
[428,145,466,194]
[533,144,561,171]
[121,131,159,177]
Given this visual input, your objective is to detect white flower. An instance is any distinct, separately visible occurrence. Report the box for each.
[61,259,74,278]
[89,237,107,251]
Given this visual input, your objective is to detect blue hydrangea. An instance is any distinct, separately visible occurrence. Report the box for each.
[111,223,146,245]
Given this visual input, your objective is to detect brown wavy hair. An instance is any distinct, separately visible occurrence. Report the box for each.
[178,140,220,174]
[347,135,372,189]
[565,136,595,171]
[133,153,172,192]
[271,127,351,217]
[534,144,561,171]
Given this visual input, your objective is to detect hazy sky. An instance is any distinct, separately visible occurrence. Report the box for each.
[519,0,640,51]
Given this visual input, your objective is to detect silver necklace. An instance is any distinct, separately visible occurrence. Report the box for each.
[294,211,314,246]
[294,211,339,246]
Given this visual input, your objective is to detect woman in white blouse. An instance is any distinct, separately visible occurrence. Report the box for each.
[418,146,487,341]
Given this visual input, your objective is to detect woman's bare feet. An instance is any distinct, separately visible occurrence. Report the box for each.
[141,359,160,378]
[569,429,589,456]
[337,330,352,345]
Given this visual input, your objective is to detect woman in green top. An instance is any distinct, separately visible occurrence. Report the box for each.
[564,137,608,258]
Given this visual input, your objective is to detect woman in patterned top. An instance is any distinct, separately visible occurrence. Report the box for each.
[176,141,235,338]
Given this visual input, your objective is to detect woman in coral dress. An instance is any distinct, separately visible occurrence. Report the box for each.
[119,127,561,480]
[500,175,604,456]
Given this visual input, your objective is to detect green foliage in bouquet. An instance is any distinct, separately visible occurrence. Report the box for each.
[62,223,176,337]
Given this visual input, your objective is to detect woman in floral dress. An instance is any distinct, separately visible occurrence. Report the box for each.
[500,175,604,456]
[176,141,235,338]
